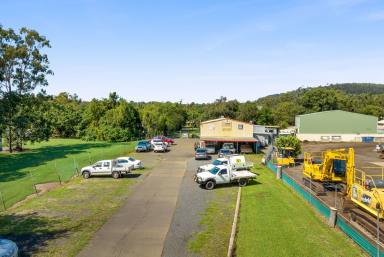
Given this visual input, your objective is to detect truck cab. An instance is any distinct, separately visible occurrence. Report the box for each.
[81,160,129,179]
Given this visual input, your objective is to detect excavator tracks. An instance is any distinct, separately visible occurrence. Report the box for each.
[302,177,327,196]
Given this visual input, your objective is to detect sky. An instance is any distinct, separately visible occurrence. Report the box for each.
[2,0,384,103]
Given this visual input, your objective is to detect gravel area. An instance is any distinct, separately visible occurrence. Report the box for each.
[161,157,216,257]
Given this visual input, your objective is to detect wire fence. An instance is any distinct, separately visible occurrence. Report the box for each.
[0,142,135,212]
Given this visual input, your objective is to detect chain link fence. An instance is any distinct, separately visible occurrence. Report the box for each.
[0,142,135,212]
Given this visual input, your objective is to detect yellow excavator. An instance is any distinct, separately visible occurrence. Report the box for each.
[276,147,295,167]
[303,148,354,194]
[347,167,384,220]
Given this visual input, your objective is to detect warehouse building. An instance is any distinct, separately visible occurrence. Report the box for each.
[200,117,258,152]
[295,110,382,142]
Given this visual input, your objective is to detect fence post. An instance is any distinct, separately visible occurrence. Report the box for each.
[276,166,282,180]
[55,161,62,184]
[328,207,337,227]
[0,191,6,211]
[73,158,78,176]
[29,170,38,194]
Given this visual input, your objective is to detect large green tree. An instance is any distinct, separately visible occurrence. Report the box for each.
[0,26,52,152]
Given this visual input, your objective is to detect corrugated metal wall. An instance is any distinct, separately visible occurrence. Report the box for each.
[296,110,377,134]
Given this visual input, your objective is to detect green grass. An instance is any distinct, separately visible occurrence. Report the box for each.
[188,187,238,257]
[0,171,148,257]
[0,138,136,209]
[236,155,367,257]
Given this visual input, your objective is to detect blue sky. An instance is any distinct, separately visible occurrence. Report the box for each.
[2,0,384,102]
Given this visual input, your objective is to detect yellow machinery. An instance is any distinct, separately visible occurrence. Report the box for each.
[276,147,295,167]
[303,148,354,185]
[348,167,384,219]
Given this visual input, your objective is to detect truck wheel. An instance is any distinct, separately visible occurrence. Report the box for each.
[112,171,120,179]
[239,179,248,187]
[205,180,216,190]
[82,171,90,179]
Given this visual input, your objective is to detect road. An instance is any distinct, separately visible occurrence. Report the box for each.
[77,139,193,257]
[161,157,216,257]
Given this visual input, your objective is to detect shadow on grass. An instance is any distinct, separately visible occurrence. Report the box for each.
[0,143,110,182]
[0,212,69,257]
[200,180,262,190]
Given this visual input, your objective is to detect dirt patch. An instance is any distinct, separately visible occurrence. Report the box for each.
[8,182,62,210]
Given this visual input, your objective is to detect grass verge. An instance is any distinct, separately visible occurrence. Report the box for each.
[236,154,367,257]
[0,169,149,257]
[0,138,136,209]
[188,186,238,257]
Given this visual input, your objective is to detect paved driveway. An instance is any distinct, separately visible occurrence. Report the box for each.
[77,139,194,257]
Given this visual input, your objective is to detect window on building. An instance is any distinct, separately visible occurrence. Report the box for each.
[238,124,244,130]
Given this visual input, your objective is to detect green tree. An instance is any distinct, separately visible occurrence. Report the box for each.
[299,88,345,112]
[0,26,52,152]
[275,136,301,157]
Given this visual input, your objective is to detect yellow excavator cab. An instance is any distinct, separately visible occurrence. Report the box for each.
[276,147,295,167]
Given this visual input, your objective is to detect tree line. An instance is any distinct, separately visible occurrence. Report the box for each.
[2,25,384,152]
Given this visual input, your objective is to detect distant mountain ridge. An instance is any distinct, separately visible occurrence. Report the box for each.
[328,83,384,94]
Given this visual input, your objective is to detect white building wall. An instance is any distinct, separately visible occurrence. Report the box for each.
[297,134,384,142]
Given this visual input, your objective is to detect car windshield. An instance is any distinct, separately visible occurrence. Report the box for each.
[212,160,222,165]
[221,150,230,154]
[128,157,135,161]
[196,149,206,153]
[210,167,220,175]
[138,142,146,145]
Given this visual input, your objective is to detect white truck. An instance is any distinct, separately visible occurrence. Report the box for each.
[195,164,257,190]
[197,155,253,173]
[81,159,133,179]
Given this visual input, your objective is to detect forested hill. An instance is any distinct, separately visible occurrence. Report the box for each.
[328,83,384,94]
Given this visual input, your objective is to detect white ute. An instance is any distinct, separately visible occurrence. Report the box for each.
[116,157,144,169]
[197,155,253,173]
[195,164,257,190]
[197,158,229,173]
[81,159,133,179]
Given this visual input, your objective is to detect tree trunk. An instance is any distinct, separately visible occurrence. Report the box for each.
[8,126,12,153]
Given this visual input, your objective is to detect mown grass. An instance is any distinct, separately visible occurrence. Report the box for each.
[188,186,238,257]
[0,171,148,257]
[236,154,367,257]
[0,138,136,209]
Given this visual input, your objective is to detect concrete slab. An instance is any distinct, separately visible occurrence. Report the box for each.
[77,139,193,257]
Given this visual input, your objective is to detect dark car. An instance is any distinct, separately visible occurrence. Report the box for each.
[135,141,151,152]
[195,148,209,160]
[218,149,232,158]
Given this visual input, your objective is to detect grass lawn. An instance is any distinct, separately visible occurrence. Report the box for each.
[236,155,367,257]
[0,138,136,209]
[188,186,238,257]
[0,172,148,257]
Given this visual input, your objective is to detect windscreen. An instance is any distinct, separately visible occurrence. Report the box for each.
[210,167,220,175]
[212,160,222,165]
[333,159,346,177]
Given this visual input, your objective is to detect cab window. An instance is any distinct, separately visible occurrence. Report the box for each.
[118,159,128,163]
[220,169,228,175]
[103,162,110,167]
[94,162,102,168]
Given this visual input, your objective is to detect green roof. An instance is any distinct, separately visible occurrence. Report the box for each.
[296,110,377,134]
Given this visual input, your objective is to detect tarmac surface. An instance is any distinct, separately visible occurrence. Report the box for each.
[77,139,194,257]
[161,157,216,257]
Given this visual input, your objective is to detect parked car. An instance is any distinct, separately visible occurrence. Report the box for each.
[135,141,151,152]
[195,148,209,160]
[116,157,144,169]
[81,160,131,179]
[153,142,167,153]
[194,164,257,190]
[218,149,232,158]
[205,143,216,154]
[222,143,236,154]
[164,137,174,144]
[0,239,18,257]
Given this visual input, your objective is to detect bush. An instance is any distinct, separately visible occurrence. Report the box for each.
[275,136,301,157]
